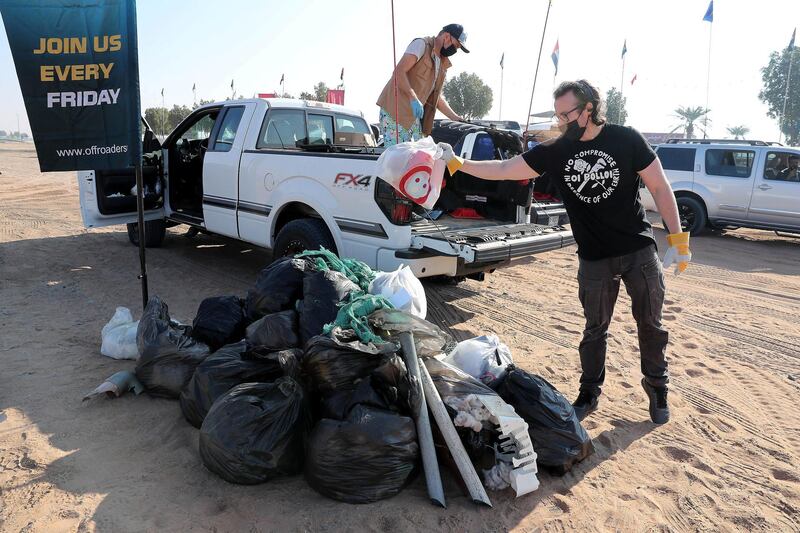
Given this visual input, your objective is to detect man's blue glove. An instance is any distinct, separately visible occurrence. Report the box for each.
[410,98,424,119]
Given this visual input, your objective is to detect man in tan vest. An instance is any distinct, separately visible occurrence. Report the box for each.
[377,23,468,146]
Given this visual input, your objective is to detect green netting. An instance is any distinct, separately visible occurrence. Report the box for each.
[323,292,395,345]
[296,248,376,292]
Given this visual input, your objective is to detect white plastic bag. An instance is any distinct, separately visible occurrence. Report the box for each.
[100,307,140,360]
[369,266,427,319]
[443,334,513,385]
[375,136,445,210]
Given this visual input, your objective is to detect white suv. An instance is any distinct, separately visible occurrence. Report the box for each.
[640,139,800,235]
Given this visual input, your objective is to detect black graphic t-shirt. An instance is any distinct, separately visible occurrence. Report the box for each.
[522,124,657,260]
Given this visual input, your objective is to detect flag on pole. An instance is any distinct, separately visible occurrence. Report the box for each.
[340,68,344,81]
[280,73,284,85]
[790,28,796,48]
[160,88,164,97]
[703,0,713,22]
[621,39,627,58]
[230,79,234,89]
[192,83,196,91]
[630,74,637,85]
[551,40,559,75]
[500,52,504,69]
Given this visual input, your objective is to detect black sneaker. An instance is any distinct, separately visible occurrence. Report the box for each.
[572,390,599,421]
[641,379,670,424]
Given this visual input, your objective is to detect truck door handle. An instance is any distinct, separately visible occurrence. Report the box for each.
[758,184,772,190]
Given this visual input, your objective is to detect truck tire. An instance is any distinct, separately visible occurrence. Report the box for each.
[273,218,336,258]
[127,219,166,248]
[675,196,707,236]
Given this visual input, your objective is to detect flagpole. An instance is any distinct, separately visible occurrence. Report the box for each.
[526,0,553,133]
[499,60,504,120]
[779,47,794,144]
[703,21,712,139]
[161,89,165,137]
[619,54,626,124]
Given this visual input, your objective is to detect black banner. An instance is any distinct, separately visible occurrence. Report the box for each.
[1,0,141,171]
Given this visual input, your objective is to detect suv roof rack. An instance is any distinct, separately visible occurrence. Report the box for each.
[664,138,783,146]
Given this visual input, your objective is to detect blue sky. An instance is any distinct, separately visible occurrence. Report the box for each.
[1,0,799,141]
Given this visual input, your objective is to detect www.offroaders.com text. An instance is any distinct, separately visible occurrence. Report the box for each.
[35,36,123,109]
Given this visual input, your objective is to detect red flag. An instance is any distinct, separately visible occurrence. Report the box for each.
[630,74,637,85]
[340,68,344,81]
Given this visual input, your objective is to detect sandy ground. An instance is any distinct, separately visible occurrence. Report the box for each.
[0,141,798,533]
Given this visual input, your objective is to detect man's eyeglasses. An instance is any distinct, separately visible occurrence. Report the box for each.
[553,104,585,122]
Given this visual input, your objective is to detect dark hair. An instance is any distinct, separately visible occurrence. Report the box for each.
[553,79,606,125]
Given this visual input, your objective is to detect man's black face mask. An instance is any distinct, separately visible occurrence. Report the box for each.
[560,106,588,141]
[441,44,457,57]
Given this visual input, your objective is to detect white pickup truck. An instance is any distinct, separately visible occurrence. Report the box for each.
[79,98,574,279]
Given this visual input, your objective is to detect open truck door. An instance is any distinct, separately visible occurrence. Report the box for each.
[78,120,165,229]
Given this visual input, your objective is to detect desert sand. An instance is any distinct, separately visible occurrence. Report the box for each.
[1,141,798,532]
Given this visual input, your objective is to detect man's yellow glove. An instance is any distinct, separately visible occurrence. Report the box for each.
[663,231,692,274]
[438,142,464,174]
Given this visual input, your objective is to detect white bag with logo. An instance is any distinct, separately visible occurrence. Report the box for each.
[375,136,446,210]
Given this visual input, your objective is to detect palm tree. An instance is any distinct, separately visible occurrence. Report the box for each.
[726,125,750,139]
[671,106,710,139]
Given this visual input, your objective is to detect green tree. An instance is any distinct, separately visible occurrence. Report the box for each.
[671,106,710,139]
[0,130,7,137]
[605,87,628,125]
[192,98,214,109]
[726,125,750,139]
[167,104,192,131]
[759,46,800,145]
[300,82,329,102]
[144,106,169,136]
[443,72,493,120]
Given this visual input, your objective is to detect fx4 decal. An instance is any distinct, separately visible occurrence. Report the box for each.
[334,173,373,189]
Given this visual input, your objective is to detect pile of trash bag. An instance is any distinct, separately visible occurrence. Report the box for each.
[199,378,311,484]
[492,365,594,474]
[304,404,419,503]
[180,341,300,428]
[191,295,247,351]
[135,296,211,398]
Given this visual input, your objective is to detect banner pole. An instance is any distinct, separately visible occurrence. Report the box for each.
[134,160,148,310]
[525,0,552,133]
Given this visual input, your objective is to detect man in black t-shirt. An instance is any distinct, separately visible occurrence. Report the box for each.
[439,80,692,425]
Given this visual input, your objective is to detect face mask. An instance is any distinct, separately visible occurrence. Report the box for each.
[441,44,457,57]
[560,110,588,141]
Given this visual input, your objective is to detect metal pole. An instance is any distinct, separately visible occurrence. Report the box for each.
[419,363,493,507]
[499,62,504,120]
[134,161,148,310]
[525,0,552,133]
[779,48,794,144]
[703,22,712,139]
[398,332,445,508]
[619,55,625,124]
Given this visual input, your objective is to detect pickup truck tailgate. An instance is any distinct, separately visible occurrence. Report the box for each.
[411,221,575,263]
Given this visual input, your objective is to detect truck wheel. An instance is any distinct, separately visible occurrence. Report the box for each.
[273,218,336,258]
[127,219,166,248]
[674,197,707,236]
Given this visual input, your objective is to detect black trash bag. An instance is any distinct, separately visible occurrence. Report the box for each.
[303,331,397,397]
[298,269,359,344]
[199,378,310,484]
[191,295,247,351]
[248,346,302,381]
[245,257,309,321]
[245,310,299,350]
[180,341,299,428]
[370,354,420,416]
[492,365,594,474]
[321,377,390,420]
[305,405,419,503]
[136,296,211,398]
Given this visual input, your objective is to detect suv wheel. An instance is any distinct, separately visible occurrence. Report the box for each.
[273,218,336,258]
[127,219,166,247]
[675,197,707,236]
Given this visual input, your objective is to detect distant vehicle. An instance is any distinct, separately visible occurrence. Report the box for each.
[639,139,800,235]
[78,99,573,279]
